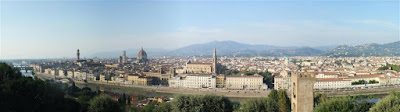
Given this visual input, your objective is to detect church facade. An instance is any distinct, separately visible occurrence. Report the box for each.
[184,48,219,74]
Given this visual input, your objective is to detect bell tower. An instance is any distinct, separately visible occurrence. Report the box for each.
[76,49,80,60]
[212,48,217,74]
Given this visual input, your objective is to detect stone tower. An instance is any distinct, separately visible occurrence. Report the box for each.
[76,49,80,60]
[291,72,316,112]
[212,48,217,74]
[122,50,127,63]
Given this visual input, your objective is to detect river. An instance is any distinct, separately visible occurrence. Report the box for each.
[21,70,34,78]
[74,83,174,98]
[15,64,382,103]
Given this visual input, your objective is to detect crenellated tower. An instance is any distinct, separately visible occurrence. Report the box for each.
[291,72,316,112]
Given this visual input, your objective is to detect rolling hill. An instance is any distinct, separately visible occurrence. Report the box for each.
[324,41,400,57]
[166,41,323,57]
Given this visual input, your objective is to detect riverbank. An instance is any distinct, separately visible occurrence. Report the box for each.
[316,86,400,98]
[35,72,400,100]
[74,81,258,103]
[75,81,270,98]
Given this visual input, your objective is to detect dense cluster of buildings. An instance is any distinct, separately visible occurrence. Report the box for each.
[29,47,400,91]
[31,48,268,90]
[274,57,400,90]
[167,48,267,89]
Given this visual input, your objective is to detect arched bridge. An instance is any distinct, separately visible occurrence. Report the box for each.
[14,65,34,73]
[14,65,33,71]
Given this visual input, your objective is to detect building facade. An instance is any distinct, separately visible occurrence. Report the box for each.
[225,75,266,90]
[274,76,292,90]
[168,74,216,88]
[127,75,153,86]
[183,48,219,74]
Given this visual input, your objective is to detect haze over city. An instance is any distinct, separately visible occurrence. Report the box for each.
[1,0,399,59]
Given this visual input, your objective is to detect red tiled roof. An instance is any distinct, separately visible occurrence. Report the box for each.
[226,75,263,78]
[316,78,347,82]
[188,63,212,65]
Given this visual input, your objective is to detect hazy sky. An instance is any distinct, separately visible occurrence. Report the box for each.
[1,0,399,59]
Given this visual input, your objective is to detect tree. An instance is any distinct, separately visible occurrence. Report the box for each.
[377,66,389,70]
[377,64,400,72]
[232,101,241,111]
[76,87,98,112]
[127,95,131,105]
[352,80,368,85]
[0,62,83,112]
[268,89,278,102]
[240,97,278,112]
[314,93,328,106]
[153,102,172,112]
[277,90,291,112]
[0,62,21,81]
[65,82,81,97]
[118,93,126,104]
[223,69,239,75]
[261,71,274,88]
[88,94,122,112]
[172,94,233,112]
[368,80,379,84]
[354,101,374,112]
[314,97,374,112]
[314,97,355,112]
[238,70,256,75]
[141,102,157,112]
[369,92,400,112]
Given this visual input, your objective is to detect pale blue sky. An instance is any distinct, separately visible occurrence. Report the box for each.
[1,0,399,59]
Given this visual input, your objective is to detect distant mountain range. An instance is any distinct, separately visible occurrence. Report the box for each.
[324,41,400,57]
[166,41,327,57]
[91,41,400,58]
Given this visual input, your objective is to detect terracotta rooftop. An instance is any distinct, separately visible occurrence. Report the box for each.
[188,63,212,65]
[312,72,339,75]
[316,78,347,82]
[226,75,263,78]
[186,74,215,76]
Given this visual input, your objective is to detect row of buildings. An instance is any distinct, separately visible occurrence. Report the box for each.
[32,47,400,92]
[169,74,267,90]
[274,70,400,90]
[33,48,268,90]
[169,48,267,90]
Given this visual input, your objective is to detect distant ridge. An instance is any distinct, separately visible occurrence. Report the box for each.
[166,41,323,57]
[90,41,400,57]
[324,41,400,57]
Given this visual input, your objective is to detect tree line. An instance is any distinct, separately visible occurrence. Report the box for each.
[352,80,379,85]
[0,62,127,112]
[377,64,400,72]
[314,92,400,112]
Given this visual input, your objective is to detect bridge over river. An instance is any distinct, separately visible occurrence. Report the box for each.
[14,65,33,72]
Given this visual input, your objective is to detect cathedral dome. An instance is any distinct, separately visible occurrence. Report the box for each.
[137,47,147,59]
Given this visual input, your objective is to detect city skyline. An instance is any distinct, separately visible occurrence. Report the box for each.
[2,1,400,112]
[1,0,399,59]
